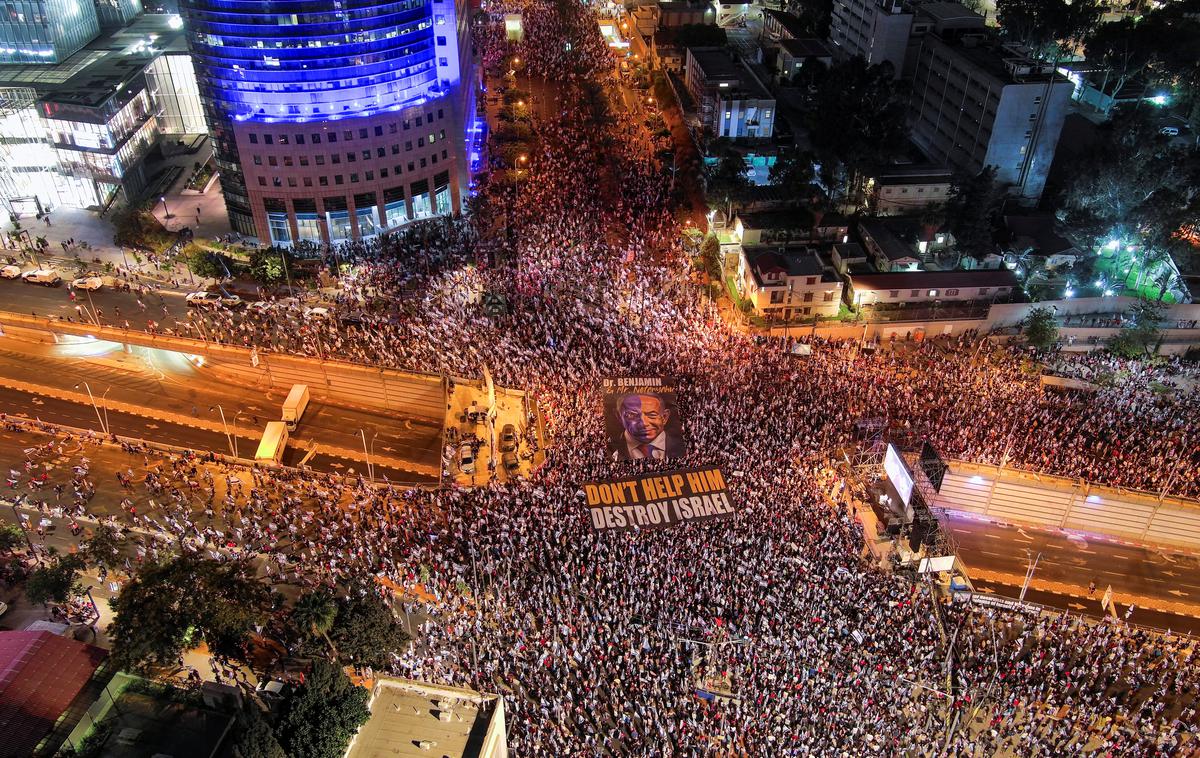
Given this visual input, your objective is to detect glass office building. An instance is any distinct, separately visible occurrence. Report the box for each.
[0,0,101,63]
[181,0,473,242]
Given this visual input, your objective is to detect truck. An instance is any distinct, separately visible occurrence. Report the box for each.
[281,384,310,430]
[255,421,289,466]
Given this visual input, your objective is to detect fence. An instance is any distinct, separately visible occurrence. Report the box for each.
[934,460,1200,550]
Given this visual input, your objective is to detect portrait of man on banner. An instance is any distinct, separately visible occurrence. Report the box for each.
[603,377,686,461]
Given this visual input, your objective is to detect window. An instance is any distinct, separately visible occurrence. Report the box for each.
[823,292,834,302]
[441,150,447,160]
[803,307,811,315]
[268,156,278,167]
[374,126,383,136]
[437,109,444,119]
[391,145,400,155]
[420,158,427,168]
[335,175,344,185]
[803,292,813,303]
[403,120,410,130]
[389,124,398,134]
[439,57,448,67]
[415,116,423,126]
[287,177,297,187]
[945,288,959,296]
[408,162,415,171]
[439,129,446,140]
[258,176,266,186]
[928,289,938,297]
[436,35,446,45]
[347,153,356,162]
[296,134,305,145]
[979,287,990,295]
[249,134,258,144]
[264,134,274,145]
[806,277,816,285]
[319,176,329,186]
[380,168,388,178]
[359,128,367,138]
[331,155,340,164]
[303,177,313,187]
[328,133,337,143]
[316,155,325,166]
[283,156,293,167]
[253,155,262,165]
[375,148,384,158]
[418,137,424,147]
[343,130,352,140]
[770,290,785,304]
[910,289,920,297]
[888,290,899,298]
[365,171,374,180]
[436,13,445,24]
[299,157,309,166]
[395,165,403,175]
[272,177,282,187]
[279,135,289,145]
[313,134,321,144]
[350,173,358,183]
[406,141,413,151]
[431,154,438,164]
[362,150,371,160]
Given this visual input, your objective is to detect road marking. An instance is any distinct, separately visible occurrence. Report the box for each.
[1168,589,1188,597]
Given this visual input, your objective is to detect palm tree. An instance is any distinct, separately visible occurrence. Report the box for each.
[292,590,338,658]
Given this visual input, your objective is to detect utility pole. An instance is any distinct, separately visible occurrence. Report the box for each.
[360,428,375,483]
[210,405,237,457]
[1019,551,1041,602]
[74,382,108,435]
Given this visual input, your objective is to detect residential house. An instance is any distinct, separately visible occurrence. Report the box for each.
[1002,212,1082,270]
[776,38,835,83]
[845,269,1018,307]
[684,47,775,138]
[732,209,816,246]
[738,247,844,320]
[868,165,953,215]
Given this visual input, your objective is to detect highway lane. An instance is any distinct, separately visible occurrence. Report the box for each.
[946,513,1200,610]
[0,385,436,483]
[0,275,190,331]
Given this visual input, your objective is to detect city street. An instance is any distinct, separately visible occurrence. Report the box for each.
[949,513,1200,620]
[0,274,190,330]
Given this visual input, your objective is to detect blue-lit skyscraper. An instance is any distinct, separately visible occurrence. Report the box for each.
[181,0,474,243]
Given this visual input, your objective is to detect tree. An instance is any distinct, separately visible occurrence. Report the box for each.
[703,139,750,213]
[1022,306,1059,350]
[0,523,24,554]
[328,591,411,669]
[109,554,269,673]
[79,524,122,573]
[292,590,338,657]
[1107,298,1164,358]
[945,167,1002,261]
[25,552,84,606]
[249,248,293,286]
[184,246,232,280]
[805,58,907,201]
[235,709,285,758]
[784,0,833,37]
[700,233,722,282]
[997,0,1100,60]
[274,660,370,758]
[1085,10,1200,103]
[768,149,815,199]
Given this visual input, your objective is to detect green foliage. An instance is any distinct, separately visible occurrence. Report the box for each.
[1085,7,1200,95]
[25,552,84,606]
[700,233,722,281]
[0,523,24,553]
[704,139,750,208]
[236,707,286,758]
[1107,298,1165,358]
[997,0,1100,59]
[274,660,370,758]
[1022,306,1059,350]
[109,554,269,673]
[249,248,294,285]
[80,524,122,572]
[805,58,907,192]
[328,591,411,669]
[769,149,816,198]
[945,167,1002,259]
[784,0,833,37]
[111,210,174,252]
[292,590,337,641]
[184,245,233,280]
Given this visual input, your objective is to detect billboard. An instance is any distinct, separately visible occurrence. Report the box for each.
[583,466,735,532]
[884,444,914,507]
[603,376,686,461]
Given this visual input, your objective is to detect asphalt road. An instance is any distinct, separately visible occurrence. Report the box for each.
[968,579,1200,636]
[947,514,1200,612]
[0,384,435,483]
[0,275,189,331]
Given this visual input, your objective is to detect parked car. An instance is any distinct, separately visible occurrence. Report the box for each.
[499,424,518,453]
[186,291,242,308]
[458,442,475,474]
[1161,126,1180,137]
[71,276,105,291]
[303,306,332,320]
[21,269,62,286]
[0,265,22,279]
[502,450,519,475]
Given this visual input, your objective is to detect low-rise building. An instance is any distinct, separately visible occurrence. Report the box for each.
[1002,212,1082,269]
[346,676,507,758]
[738,246,844,320]
[867,165,953,215]
[763,8,808,43]
[845,268,1018,307]
[776,38,835,83]
[732,209,815,246]
[684,47,775,138]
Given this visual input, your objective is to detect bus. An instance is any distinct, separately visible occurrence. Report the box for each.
[255,421,289,466]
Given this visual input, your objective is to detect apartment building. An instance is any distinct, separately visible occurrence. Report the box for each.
[684,47,774,138]
[829,0,912,77]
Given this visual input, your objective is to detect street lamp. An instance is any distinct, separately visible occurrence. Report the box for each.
[73,382,108,435]
[209,405,237,458]
[359,428,375,483]
[160,196,171,220]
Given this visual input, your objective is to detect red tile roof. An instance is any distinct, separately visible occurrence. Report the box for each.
[0,631,107,758]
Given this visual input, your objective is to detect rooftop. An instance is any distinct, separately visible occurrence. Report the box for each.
[0,14,185,109]
[916,1,985,27]
[762,8,809,38]
[779,38,835,59]
[688,46,741,80]
[346,677,503,758]
[739,208,815,229]
[1002,213,1080,257]
[872,164,954,185]
[0,630,108,758]
[858,218,922,261]
[926,34,1070,86]
[848,269,1019,289]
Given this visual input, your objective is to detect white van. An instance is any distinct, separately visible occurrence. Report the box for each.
[281,384,310,430]
[21,269,62,286]
[255,421,289,466]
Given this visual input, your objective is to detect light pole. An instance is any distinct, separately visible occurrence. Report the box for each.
[73,382,107,435]
[160,195,172,220]
[100,386,111,436]
[1018,551,1041,602]
[359,428,375,482]
[210,405,237,458]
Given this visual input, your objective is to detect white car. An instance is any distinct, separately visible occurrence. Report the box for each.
[303,306,332,320]
[186,291,242,308]
[71,276,104,291]
[21,269,62,286]
[1161,126,1180,137]
[458,442,476,474]
[0,265,22,279]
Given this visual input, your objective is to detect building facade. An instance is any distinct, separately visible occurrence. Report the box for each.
[737,247,843,321]
[829,0,912,78]
[845,269,1017,306]
[0,0,101,64]
[867,165,953,215]
[684,47,774,138]
[181,0,474,244]
[909,33,1072,202]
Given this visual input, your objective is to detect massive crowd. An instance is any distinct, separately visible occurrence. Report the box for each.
[4,0,1200,755]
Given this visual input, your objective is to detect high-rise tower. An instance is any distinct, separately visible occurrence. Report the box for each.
[180,0,474,244]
